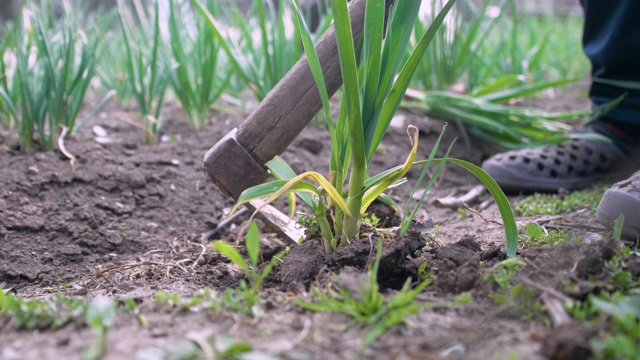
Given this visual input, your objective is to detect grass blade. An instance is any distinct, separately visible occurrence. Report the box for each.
[480,78,577,103]
[331,0,364,165]
[435,158,518,258]
[360,0,385,134]
[592,78,640,90]
[401,126,453,234]
[212,241,249,273]
[245,222,260,269]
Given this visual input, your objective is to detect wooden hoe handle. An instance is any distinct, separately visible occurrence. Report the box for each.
[204,0,391,199]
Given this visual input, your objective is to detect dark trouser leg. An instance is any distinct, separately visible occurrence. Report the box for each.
[581,0,640,130]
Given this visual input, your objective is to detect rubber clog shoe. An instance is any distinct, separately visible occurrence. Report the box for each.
[597,171,640,240]
[481,138,638,193]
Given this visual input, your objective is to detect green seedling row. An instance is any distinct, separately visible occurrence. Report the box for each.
[0,0,593,151]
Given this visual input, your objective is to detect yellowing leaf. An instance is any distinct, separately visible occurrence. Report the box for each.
[361,125,420,211]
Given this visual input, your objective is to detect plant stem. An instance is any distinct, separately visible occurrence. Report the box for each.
[342,163,366,244]
[332,170,345,238]
[315,201,335,253]
[331,0,366,244]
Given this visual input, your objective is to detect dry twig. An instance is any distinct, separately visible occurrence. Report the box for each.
[461,201,503,226]
[433,185,486,209]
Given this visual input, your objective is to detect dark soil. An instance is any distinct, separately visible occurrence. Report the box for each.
[0,88,629,359]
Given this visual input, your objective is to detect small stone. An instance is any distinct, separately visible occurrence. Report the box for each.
[95,136,114,144]
[92,125,108,137]
[287,281,306,294]
[439,342,466,359]
[27,165,39,175]
[411,189,428,200]
[56,336,71,346]
[581,232,603,244]
[71,286,87,296]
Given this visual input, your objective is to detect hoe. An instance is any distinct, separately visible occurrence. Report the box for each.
[203,0,393,242]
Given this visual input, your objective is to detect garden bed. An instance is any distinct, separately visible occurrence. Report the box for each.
[2,90,635,360]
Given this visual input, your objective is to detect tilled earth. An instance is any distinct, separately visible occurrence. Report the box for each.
[0,91,631,359]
